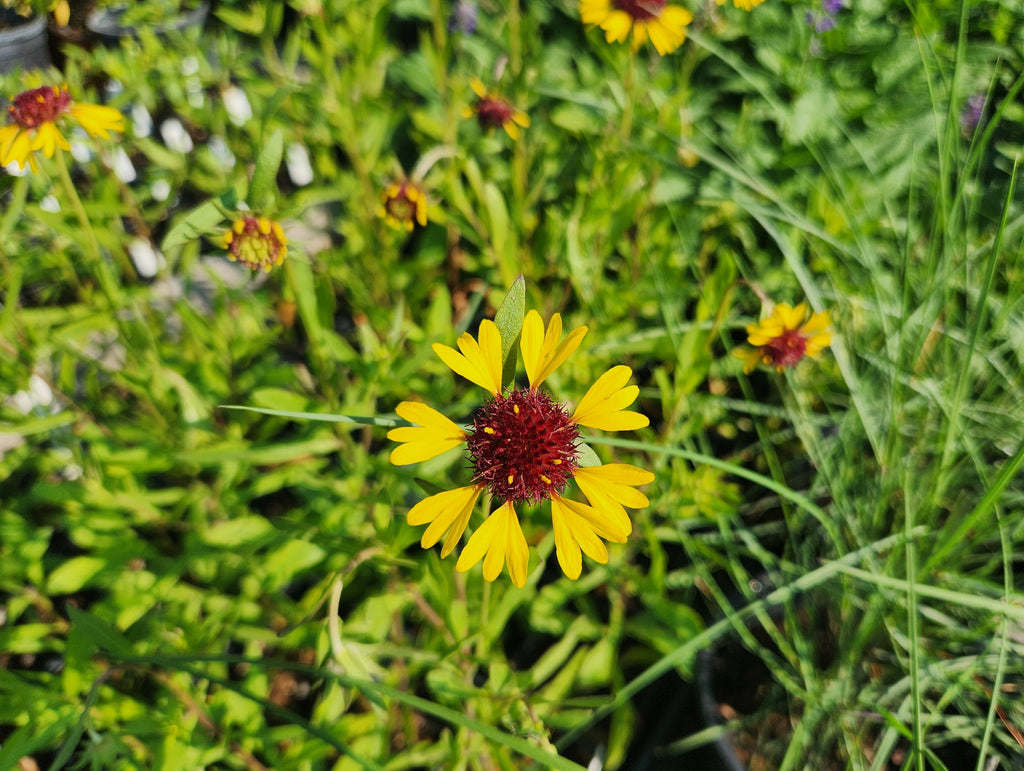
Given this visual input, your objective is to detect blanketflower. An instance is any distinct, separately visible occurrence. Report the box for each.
[464,79,530,140]
[389,311,654,586]
[580,0,693,55]
[379,179,428,231]
[220,216,288,272]
[0,85,123,172]
[735,303,832,373]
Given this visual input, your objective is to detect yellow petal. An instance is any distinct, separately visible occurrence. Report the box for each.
[574,463,652,521]
[0,125,23,166]
[406,485,481,557]
[800,310,832,334]
[572,365,649,431]
[432,319,503,395]
[503,121,520,140]
[520,310,588,389]
[456,502,529,587]
[580,0,613,25]
[470,77,487,99]
[551,495,613,580]
[601,10,633,43]
[31,122,68,158]
[68,103,124,138]
[4,130,33,169]
[387,401,466,465]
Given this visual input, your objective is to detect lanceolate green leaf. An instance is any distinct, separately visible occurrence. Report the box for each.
[494,275,526,388]
[249,130,284,211]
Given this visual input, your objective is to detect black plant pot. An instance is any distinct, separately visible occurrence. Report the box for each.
[85,0,209,44]
[0,11,51,74]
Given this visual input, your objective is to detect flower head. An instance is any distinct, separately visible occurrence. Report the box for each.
[0,85,123,172]
[379,179,428,231]
[735,303,832,373]
[464,79,530,140]
[220,216,288,272]
[389,310,654,586]
[580,0,693,55]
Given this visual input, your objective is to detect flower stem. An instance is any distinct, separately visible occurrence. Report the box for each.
[53,149,122,306]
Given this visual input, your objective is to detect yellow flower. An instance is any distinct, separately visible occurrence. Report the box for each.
[378,179,428,231]
[580,0,693,55]
[389,310,654,586]
[734,303,832,373]
[0,85,123,172]
[220,216,288,272]
[463,79,531,140]
[718,0,767,10]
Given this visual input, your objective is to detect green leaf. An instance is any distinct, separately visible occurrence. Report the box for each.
[200,517,273,547]
[160,190,237,253]
[66,606,132,657]
[494,275,526,388]
[219,404,405,428]
[249,130,284,211]
[46,556,106,595]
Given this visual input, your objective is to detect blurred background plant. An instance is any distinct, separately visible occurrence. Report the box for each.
[1,0,1023,769]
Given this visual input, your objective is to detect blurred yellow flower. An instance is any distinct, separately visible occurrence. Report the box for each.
[0,85,123,172]
[378,179,428,231]
[735,303,832,373]
[221,216,288,272]
[580,0,693,55]
[464,79,530,140]
[718,0,767,10]
[389,310,653,586]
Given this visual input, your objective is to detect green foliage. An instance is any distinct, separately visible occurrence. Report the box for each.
[1,0,1023,767]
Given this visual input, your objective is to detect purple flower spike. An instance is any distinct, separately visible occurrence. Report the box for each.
[449,0,477,34]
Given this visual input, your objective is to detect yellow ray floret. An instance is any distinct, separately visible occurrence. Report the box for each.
[69,103,125,139]
[520,310,588,390]
[387,401,467,465]
[456,501,529,587]
[551,494,630,580]
[406,484,482,558]
[432,319,503,396]
[574,463,653,523]
[572,365,649,431]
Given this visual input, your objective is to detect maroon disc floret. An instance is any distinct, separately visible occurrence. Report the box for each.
[467,388,581,504]
[763,328,809,368]
[8,86,71,128]
[475,96,515,131]
[614,0,666,20]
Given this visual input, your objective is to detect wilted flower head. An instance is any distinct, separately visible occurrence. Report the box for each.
[0,84,123,172]
[379,179,428,231]
[464,79,530,140]
[389,310,654,586]
[580,0,693,55]
[735,303,832,373]
[220,216,288,272]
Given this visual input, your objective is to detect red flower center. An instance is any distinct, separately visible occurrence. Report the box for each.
[8,86,71,129]
[385,184,417,222]
[475,96,515,131]
[467,388,580,504]
[226,217,286,270]
[763,328,808,368]
[614,0,666,20]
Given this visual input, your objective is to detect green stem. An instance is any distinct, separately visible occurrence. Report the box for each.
[53,149,121,307]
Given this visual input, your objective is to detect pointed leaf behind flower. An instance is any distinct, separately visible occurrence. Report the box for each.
[494,275,526,388]
[160,190,237,254]
[249,129,284,211]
